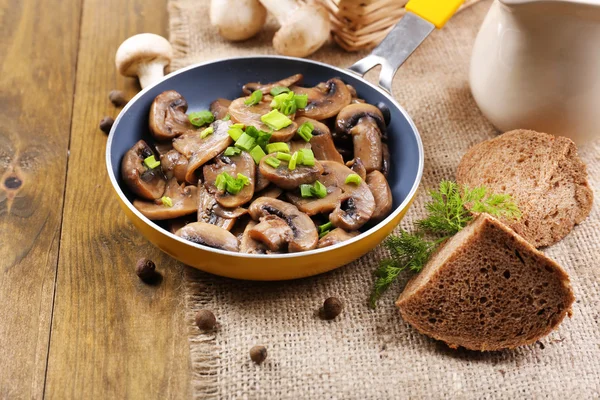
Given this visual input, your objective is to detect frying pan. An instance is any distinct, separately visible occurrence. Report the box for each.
[105,0,464,280]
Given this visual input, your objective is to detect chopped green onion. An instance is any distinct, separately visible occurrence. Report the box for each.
[345,173,362,185]
[226,180,244,195]
[319,230,331,239]
[199,126,214,138]
[299,148,315,166]
[227,125,244,141]
[288,151,299,170]
[270,86,291,96]
[161,196,173,207]
[266,142,290,154]
[245,90,263,106]
[295,150,304,165]
[215,173,227,191]
[234,133,256,152]
[311,180,327,198]
[223,146,241,157]
[261,110,293,131]
[245,126,259,138]
[222,113,231,121]
[294,94,308,109]
[231,123,244,129]
[255,130,272,151]
[297,121,314,142]
[143,155,160,169]
[249,145,266,164]
[188,110,214,127]
[265,157,280,169]
[236,173,250,186]
[270,92,298,115]
[300,184,314,198]
[277,152,292,161]
[215,172,249,195]
[318,221,333,234]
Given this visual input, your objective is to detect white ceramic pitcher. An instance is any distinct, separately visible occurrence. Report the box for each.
[470,0,600,144]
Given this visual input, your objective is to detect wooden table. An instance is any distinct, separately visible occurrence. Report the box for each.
[0,0,191,397]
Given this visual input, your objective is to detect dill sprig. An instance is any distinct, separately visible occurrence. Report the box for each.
[369,180,521,308]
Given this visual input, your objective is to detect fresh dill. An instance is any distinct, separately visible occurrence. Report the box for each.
[369,180,521,308]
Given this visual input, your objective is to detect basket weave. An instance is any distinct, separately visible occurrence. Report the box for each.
[321,0,482,51]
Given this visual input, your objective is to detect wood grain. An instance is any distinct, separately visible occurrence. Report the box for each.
[44,0,191,397]
[0,0,81,397]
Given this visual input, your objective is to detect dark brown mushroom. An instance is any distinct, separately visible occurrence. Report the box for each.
[149,90,193,141]
[240,220,270,254]
[292,78,352,120]
[242,74,303,95]
[294,117,343,163]
[202,151,255,208]
[172,119,233,183]
[248,197,318,252]
[210,98,232,120]
[335,104,386,173]
[133,178,198,220]
[317,228,360,248]
[160,149,188,183]
[248,215,293,251]
[197,183,238,231]
[346,158,367,181]
[175,222,240,252]
[228,97,297,142]
[381,142,390,178]
[155,142,174,156]
[366,170,393,220]
[121,140,166,200]
[258,153,324,190]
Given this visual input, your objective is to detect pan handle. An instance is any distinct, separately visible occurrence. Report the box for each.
[348,0,464,95]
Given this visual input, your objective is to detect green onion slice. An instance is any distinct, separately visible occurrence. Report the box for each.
[345,173,362,185]
[319,230,331,239]
[294,94,308,109]
[266,142,290,154]
[222,113,231,121]
[265,157,280,169]
[234,132,256,152]
[255,130,272,151]
[270,86,291,96]
[161,196,173,207]
[244,90,263,106]
[299,148,315,166]
[288,151,299,170]
[276,152,292,161]
[227,125,244,141]
[261,110,293,131]
[249,145,266,165]
[223,146,241,157]
[318,221,333,234]
[300,184,314,198]
[143,155,160,169]
[215,172,250,195]
[297,121,314,142]
[188,110,214,127]
[311,180,327,198]
[199,126,214,138]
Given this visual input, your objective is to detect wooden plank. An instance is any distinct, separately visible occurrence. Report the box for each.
[44,0,191,397]
[0,0,81,397]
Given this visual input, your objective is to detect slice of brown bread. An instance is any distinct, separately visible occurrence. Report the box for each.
[396,214,575,351]
[456,130,593,247]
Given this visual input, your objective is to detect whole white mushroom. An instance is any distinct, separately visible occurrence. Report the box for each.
[259,0,331,57]
[210,0,267,41]
[115,33,173,89]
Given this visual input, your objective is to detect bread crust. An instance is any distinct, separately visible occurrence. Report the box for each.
[456,130,593,247]
[396,214,575,351]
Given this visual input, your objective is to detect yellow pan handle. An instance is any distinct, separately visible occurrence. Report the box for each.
[405,0,465,29]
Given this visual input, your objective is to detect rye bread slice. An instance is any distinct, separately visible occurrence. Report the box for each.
[396,214,574,351]
[456,130,593,247]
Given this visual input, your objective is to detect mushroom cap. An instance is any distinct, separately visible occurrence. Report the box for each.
[149,90,193,141]
[115,33,173,77]
[293,78,352,121]
[210,0,267,41]
[335,103,386,136]
[272,4,331,57]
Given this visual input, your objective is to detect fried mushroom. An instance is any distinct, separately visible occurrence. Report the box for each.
[317,228,360,248]
[210,98,232,120]
[121,140,166,200]
[149,90,193,141]
[366,170,392,220]
[242,74,303,95]
[133,178,197,220]
[228,97,297,142]
[292,78,352,120]
[175,222,240,252]
[248,215,293,251]
[294,117,343,163]
[202,151,256,208]
[197,184,239,231]
[258,153,324,190]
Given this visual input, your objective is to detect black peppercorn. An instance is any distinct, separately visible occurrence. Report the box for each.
[250,345,267,364]
[99,116,114,134]
[195,309,216,332]
[322,297,343,320]
[135,258,157,283]
[109,90,128,107]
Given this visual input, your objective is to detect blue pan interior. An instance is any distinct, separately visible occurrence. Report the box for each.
[108,57,422,234]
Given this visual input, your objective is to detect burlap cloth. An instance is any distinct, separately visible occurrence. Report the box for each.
[168,1,600,398]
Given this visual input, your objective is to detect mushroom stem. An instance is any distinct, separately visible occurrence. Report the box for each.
[138,62,166,89]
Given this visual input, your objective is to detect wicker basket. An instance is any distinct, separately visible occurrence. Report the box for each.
[320,0,481,52]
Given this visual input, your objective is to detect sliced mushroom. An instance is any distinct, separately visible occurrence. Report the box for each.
[210,98,231,120]
[336,104,386,173]
[317,228,360,248]
[248,197,318,252]
[228,97,297,142]
[319,161,376,231]
[168,216,196,234]
[254,185,283,200]
[133,178,198,220]
[149,90,193,141]
[381,142,390,178]
[240,220,270,254]
[160,149,188,183]
[287,140,311,154]
[346,158,367,181]
[202,151,255,208]
[258,153,324,190]
[286,185,342,216]
[242,74,303,95]
[255,166,271,192]
[248,215,293,251]
[121,140,166,200]
[366,170,393,220]
[173,119,233,183]
[197,183,238,231]
[175,222,240,252]
[292,78,352,120]
[294,117,343,163]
